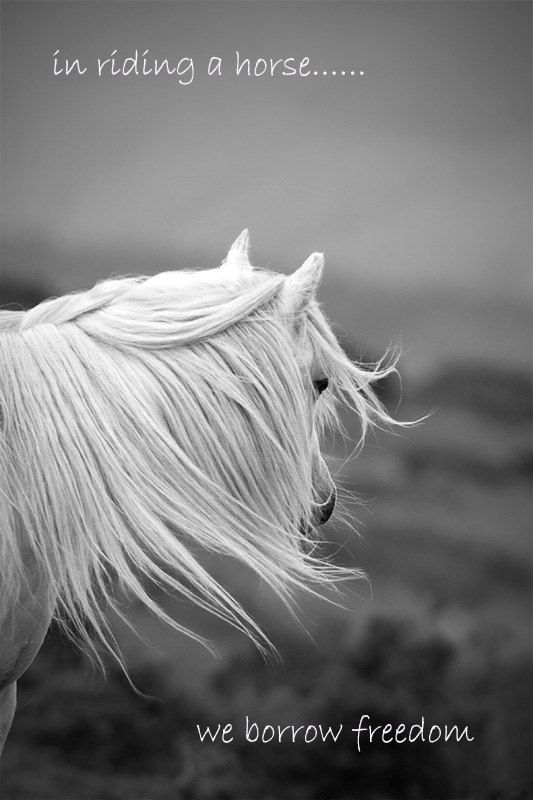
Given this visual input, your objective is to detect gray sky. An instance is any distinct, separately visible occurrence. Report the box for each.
[1,2,531,328]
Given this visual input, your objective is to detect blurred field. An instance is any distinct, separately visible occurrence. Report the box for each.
[1,278,532,800]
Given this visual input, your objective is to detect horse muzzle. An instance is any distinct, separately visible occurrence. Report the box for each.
[313,485,337,525]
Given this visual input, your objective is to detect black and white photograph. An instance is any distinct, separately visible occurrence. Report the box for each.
[0,2,531,798]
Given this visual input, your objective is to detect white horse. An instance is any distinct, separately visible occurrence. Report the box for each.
[0,231,396,754]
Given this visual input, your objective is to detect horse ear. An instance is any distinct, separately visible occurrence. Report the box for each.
[282,252,324,315]
[221,229,252,272]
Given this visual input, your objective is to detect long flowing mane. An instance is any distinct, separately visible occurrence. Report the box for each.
[0,241,397,664]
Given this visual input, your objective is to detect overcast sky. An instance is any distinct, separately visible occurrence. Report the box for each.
[1,1,531,305]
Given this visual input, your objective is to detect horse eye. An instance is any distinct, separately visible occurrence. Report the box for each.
[313,377,329,395]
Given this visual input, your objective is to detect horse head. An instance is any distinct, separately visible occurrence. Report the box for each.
[1,231,398,663]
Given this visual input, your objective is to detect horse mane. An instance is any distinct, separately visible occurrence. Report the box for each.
[0,261,397,664]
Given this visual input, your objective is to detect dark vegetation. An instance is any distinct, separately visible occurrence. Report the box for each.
[1,279,532,799]
[3,609,532,800]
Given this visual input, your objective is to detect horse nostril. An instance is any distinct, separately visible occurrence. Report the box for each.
[318,486,336,525]
[302,486,337,535]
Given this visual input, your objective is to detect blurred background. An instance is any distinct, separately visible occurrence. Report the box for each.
[1,2,531,798]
